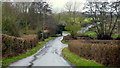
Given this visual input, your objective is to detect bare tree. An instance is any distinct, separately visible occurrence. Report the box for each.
[72,2,80,23]
[84,1,120,39]
[64,1,82,38]
[65,1,73,15]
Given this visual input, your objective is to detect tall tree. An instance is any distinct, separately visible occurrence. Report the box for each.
[2,1,57,37]
[84,1,120,39]
[64,2,82,38]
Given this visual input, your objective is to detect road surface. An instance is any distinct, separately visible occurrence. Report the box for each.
[77,22,100,33]
[9,33,71,67]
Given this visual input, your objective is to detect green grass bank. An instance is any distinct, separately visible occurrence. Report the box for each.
[62,47,106,67]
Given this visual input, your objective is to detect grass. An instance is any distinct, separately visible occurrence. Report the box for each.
[62,47,106,67]
[83,31,119,39]
[61,40,68,44]
[83,31,97,38]
[2,37,57,68]
[62,31,70,33]
[111,35,119,39]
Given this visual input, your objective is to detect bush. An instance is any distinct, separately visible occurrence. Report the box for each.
[68,40,120,67]
[62,47,103,66]
[77,35,93,40]
[2,34,38,59]
[63,35,73,41]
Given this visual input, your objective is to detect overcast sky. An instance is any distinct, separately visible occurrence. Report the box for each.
[47,0,87,13]
[45,0,119,13]
[1,0,119,13]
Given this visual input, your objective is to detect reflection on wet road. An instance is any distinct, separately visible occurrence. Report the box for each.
[9,33,71,67]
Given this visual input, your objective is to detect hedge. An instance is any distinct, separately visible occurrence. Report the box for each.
[2,34,38,59]
[68,40,120,67]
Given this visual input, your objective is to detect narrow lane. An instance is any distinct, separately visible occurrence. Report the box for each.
[9,33,71,67]
[31,36,70,66]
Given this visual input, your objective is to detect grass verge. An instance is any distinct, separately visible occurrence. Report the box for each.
[62,47,106,67]
[62,31,70,33]
[2,37,57,68]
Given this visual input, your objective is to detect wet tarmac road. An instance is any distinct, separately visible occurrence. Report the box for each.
[9,33,71,67]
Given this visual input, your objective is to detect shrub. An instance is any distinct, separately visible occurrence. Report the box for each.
[2,34,38,59]
[63,35,73,41]
[77,35,93,40]
[68,40,120,67]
